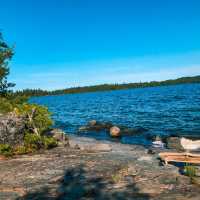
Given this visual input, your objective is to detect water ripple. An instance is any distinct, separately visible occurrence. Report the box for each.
[30,83,200,144]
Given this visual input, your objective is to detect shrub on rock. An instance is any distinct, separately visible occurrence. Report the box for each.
[24,133,58,152]
[42,136,58,149]
[15,103,53,135]
[0,32,58,155]
[48,128,68,141]
[0,98,13,114]
[0,144,13,156]
[14,145,27,155]
[24,133,44,151]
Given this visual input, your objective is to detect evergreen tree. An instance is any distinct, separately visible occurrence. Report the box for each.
[0,32,15,97]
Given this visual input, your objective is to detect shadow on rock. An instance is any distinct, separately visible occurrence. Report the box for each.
[18,165,151,200]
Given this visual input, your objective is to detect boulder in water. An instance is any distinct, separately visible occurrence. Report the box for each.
[110,126,121,137]
[78,126,88,132]
[79,121,146,138]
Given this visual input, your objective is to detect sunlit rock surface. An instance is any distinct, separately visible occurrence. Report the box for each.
[0,114,25,145]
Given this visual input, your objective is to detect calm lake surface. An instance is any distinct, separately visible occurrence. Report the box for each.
[30,84,200,145]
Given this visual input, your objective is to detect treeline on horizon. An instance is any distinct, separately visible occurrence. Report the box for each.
[15,75,200,97]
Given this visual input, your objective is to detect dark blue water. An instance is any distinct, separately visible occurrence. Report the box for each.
[30,84,200,145]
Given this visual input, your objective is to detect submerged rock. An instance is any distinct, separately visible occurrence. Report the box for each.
[78,126,88,132]
[88,120,97,126]
[110,126,121,137]
[79,120,147,139]
[120,127,147,136]
[78,121,113,132]
[0,114,25,145]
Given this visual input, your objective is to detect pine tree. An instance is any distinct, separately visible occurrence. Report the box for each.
[0,33,15,97]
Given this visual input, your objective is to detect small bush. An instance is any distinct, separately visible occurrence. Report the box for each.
[14,145,27,155]
[24,133,43,151]
[1,134,58,156]
[111,174,122,183]
[0,144,13,156]
[15,103,53,135]
[24,133,57,152]
[0,98,13,114]
[42,136,58,149]
[0,96,28,114]
[184,164,196,178]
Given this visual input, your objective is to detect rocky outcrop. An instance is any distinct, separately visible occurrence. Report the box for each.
[0,114,25,146]
[166,137,184,151]
[47,128,69,146]
[0,135,199,200]
[68,136,112,152]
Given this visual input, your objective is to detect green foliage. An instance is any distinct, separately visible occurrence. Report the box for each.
[0,144,13,157]
[0,97,53,136]
[0,97,13,113]
[24,133,57,152]
[14,145,27,155]
[16,75,200,97]
[0,33,15,97]
[42,136,58,149]
[24,133,43,151]
[0,134,58,156]
[111,167,129,183]
[0,95,28,114]
[184,164,197,178]
[0,98,54,152]
[8,94,28,105]
[0,32,57,156]
[15,103,53,135]
[111,174,122,183]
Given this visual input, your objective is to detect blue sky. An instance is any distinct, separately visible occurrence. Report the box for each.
[0,0,200,90]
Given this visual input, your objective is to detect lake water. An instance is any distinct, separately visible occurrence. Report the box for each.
[30,84,200,146]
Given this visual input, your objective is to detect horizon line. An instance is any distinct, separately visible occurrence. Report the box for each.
[15,74,200,92]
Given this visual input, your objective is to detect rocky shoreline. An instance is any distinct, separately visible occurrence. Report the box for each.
[1,134,200,200]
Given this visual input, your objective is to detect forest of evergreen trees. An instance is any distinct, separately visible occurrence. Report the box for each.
[15,75,200,97]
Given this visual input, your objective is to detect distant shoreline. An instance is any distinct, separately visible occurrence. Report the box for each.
[16,75,200,97]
